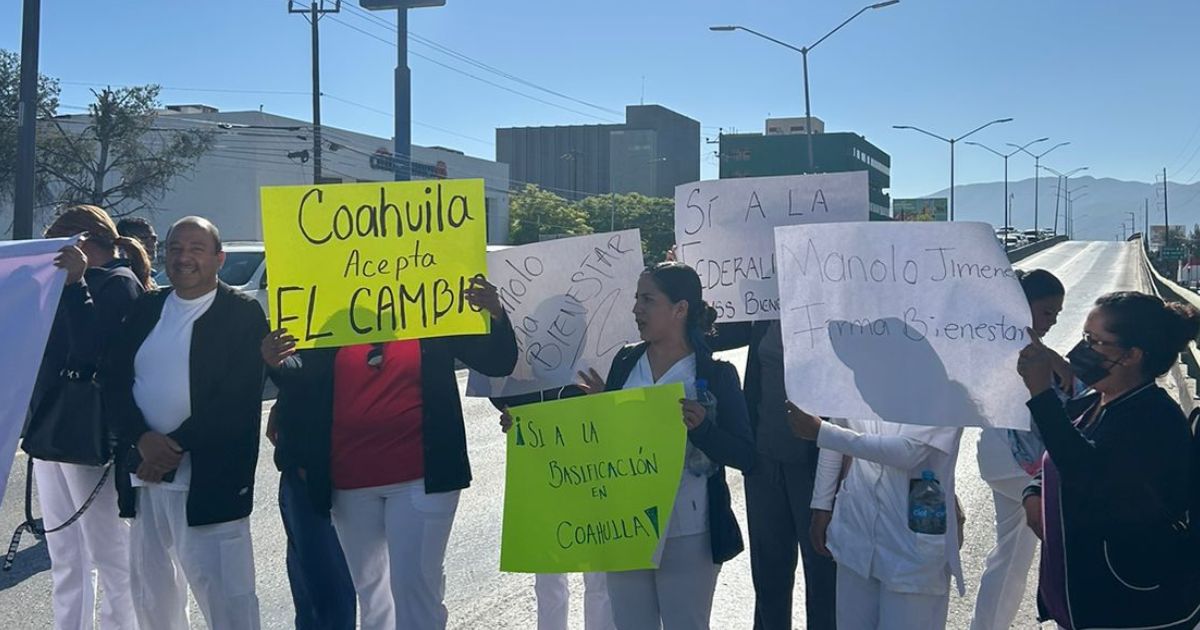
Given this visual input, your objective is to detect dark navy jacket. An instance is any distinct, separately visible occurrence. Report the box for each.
[604,343,756,564]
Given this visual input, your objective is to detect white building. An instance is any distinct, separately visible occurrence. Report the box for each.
[4,105,511,244]
[765,116,825,136]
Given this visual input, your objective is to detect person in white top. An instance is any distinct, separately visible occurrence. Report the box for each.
[789,405,964,630]
[571,262,756,630]
[970,269,1070,630]
[106,217,268,630]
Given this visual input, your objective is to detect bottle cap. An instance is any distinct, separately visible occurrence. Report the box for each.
[922,470,935,481]
[696,378,709,391]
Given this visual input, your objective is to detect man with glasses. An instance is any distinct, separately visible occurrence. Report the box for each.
[106,216,269,630]
[116,216,159,268]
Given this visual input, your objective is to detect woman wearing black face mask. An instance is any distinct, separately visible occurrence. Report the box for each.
[1016,291,1200,630]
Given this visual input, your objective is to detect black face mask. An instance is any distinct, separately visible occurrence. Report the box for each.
[1066,340,1120,386]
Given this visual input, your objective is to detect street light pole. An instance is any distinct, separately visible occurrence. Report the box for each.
[13,0,41,239]
[893,117,1013,220]
[710,1,899,173]
[965,137,1047,237]
[1012,141,1068,235]
[395,7,411,181]
[1039,165,1087,239]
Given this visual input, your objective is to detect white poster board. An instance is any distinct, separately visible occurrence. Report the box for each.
[468,230,644,398]
[673,172,870,323]
[775,222,1032,429]
[0,238,72,508]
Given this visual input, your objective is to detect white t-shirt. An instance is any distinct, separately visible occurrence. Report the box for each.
[131,288,217,491]
[621,351,709,539]
[811,418,964,596]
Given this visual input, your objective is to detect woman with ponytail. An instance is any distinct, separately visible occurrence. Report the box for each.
[575,261,755,629]
[30,204,149,630]
[1017,291,1200,629]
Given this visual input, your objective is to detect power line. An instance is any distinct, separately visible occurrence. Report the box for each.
[341,2,622,118]
[59,80,311,97]
[320,92,493,146]
[323,14,616,122]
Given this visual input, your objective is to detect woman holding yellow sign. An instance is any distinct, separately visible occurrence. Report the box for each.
[262,274,516,630]
[571,261,755,630]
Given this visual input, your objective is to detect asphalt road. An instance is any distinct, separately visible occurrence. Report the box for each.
[0,240,1152,629]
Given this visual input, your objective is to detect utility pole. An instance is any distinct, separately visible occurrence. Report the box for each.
[1163,167,1170,249]
[13,0,41,239]
[1052,176,1062,235]
[1145,198,1150,253]
[289,0,341,185]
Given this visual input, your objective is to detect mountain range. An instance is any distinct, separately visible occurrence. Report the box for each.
[920,176,1200,241]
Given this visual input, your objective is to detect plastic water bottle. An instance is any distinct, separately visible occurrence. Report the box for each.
[685,379,718,477]
[908,470,947,535]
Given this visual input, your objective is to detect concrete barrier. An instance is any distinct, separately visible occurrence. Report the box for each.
[1007,235,1068,263]
[1137,237,1199,413]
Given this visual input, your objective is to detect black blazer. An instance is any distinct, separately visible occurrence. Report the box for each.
[270,314,518,515]
[604,343,755,564]
[711,321,819,464]
[105,283,269,526]
[29,261,142,420]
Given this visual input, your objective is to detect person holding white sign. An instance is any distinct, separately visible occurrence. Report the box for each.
[574,262,756,630]
[26,205,152,630]
[1017,292,1200,630]
[971,269,1073,630]
[790,406,964,629]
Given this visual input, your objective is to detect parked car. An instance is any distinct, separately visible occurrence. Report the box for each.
[154,241,268,317]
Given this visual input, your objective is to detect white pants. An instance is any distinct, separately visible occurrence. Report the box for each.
[970,475,1039,630]
[605,532,720,630]
[130,487,260,630]
[836,565,950,630]
[331,479,460,630]
[33,459,137,630]
[535,572,615,630]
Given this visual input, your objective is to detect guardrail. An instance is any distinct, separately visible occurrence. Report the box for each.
[1006,235,1068,263]
[1137,236,1199,412]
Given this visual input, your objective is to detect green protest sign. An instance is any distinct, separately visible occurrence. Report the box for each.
[500,383,687,573]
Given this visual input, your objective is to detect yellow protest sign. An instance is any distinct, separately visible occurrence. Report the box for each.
[260,179,489,348]
[500,383,687,573]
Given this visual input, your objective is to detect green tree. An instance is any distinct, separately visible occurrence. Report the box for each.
[577,192,675,263]
[508,184,592,244]
[0,49,60,208]
[38,85,214,216]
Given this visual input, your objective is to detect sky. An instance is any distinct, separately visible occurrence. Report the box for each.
[4,0,1200,199]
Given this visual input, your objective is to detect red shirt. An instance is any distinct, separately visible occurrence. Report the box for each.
[331,340,424,490]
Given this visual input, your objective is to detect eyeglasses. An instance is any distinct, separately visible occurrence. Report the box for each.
[366,343,385,369]
[1081,331,1123,350]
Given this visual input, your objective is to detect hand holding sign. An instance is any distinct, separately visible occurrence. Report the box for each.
[1017,328,1055,397]
[784,401,822,441]
[54,245,87,285]
[577,368,606,395]
[262,329,298,368]
[463,274,504,319]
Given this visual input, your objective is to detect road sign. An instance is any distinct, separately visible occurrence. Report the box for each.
[1161,246,1186,261]
[359,0,445,8]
